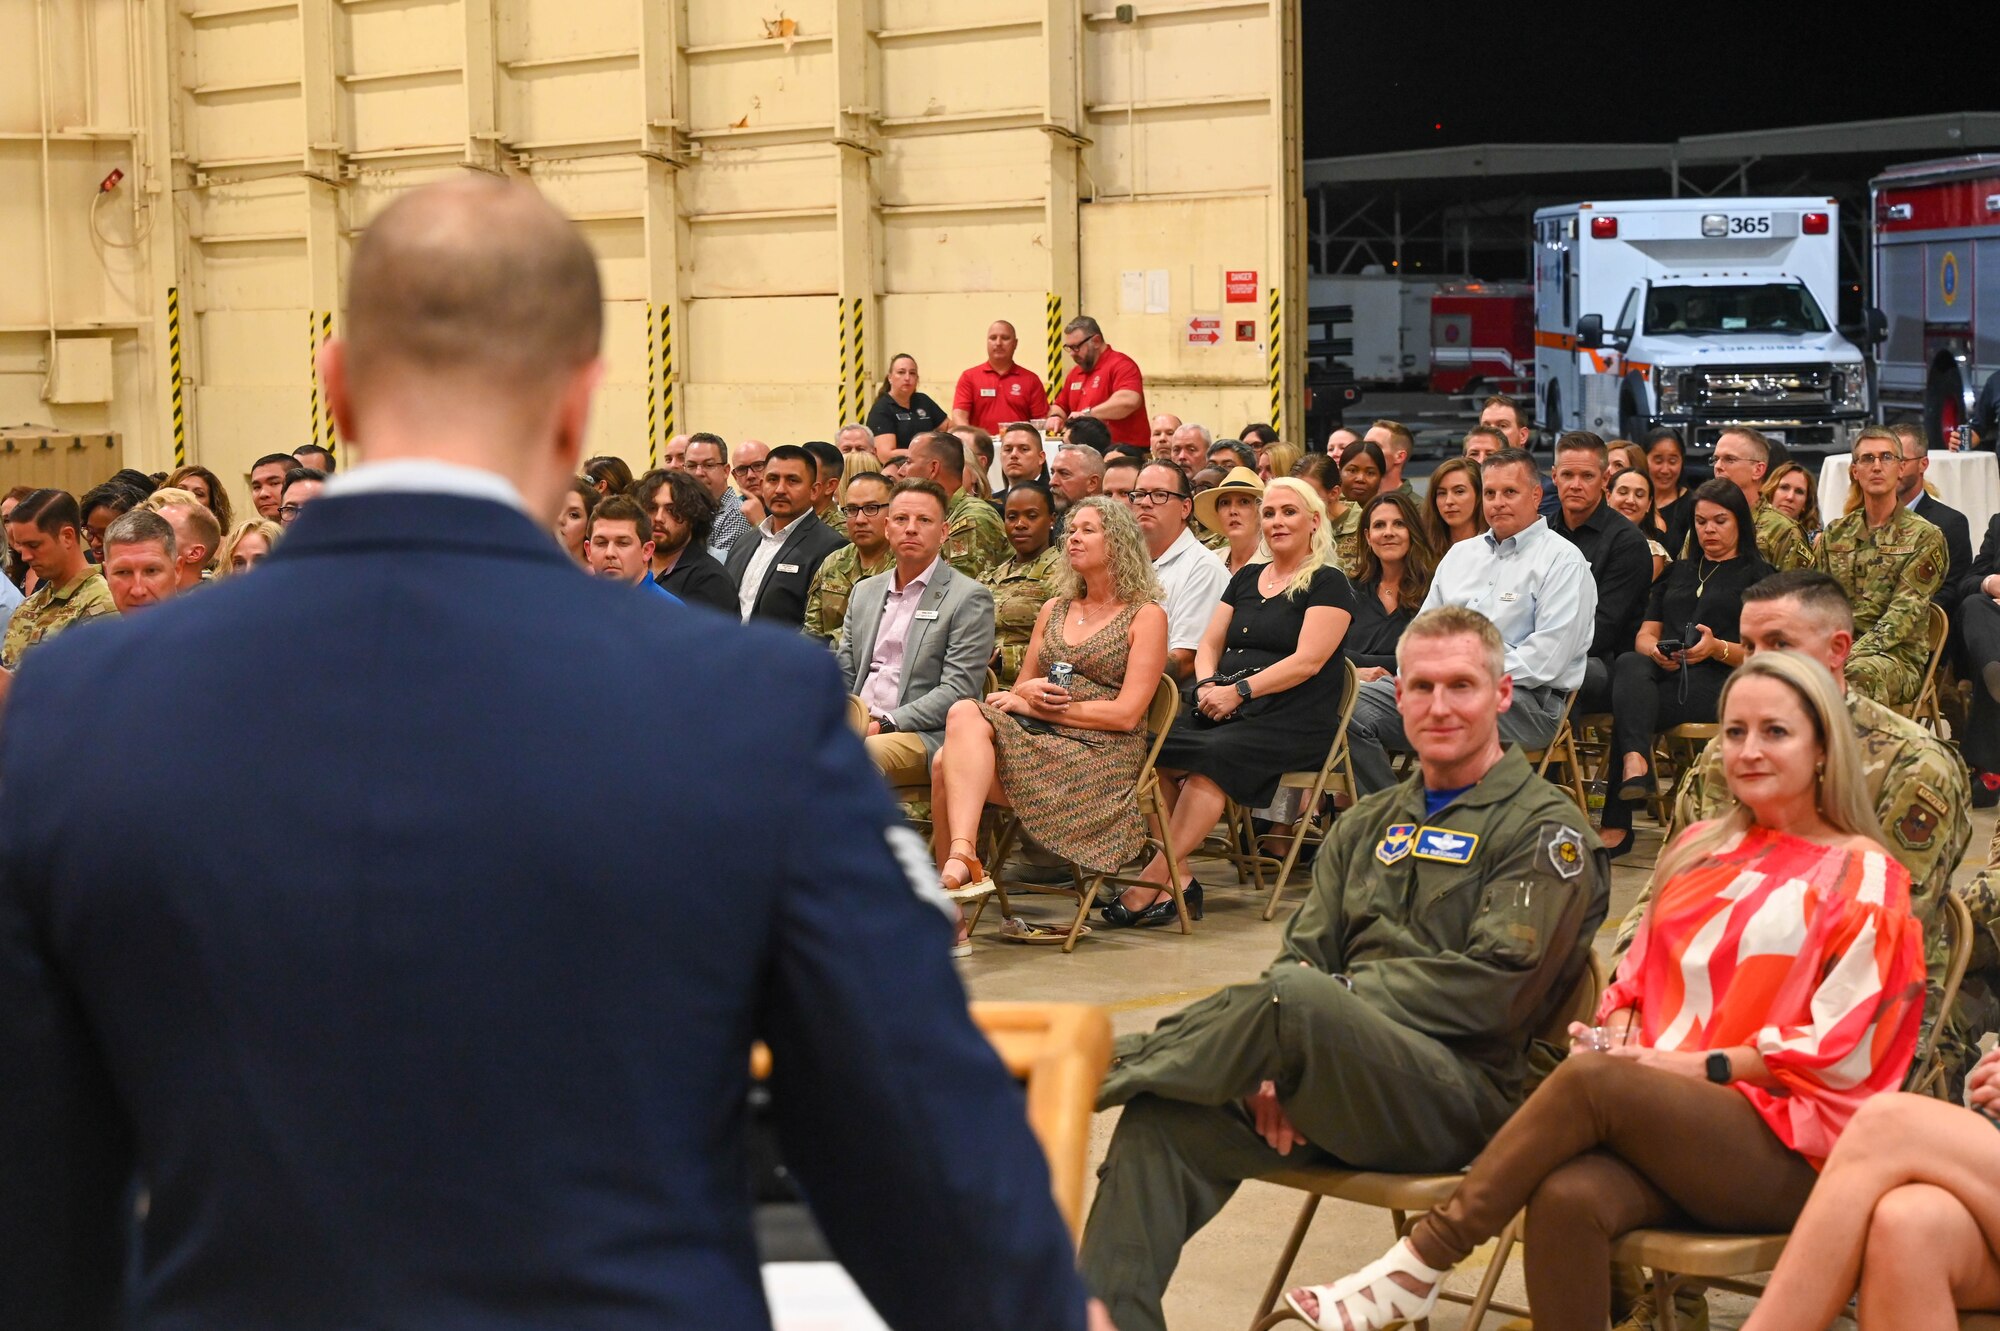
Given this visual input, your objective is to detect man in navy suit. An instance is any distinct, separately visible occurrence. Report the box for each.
[723,445,846,627]
[0,178,1097,1331]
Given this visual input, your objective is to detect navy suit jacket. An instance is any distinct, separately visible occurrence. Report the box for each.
[1912,491,1972,611]
[0,492,1085,1331]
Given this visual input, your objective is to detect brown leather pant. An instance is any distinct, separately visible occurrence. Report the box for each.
[1409,1053,1821,1331]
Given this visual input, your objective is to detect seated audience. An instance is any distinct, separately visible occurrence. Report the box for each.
[1600,479,1773,855]
[79,481,144,564]
[102,509,182,614]
[1477,393,1531,454]
[1149,412,1182,459]
[1761,460,1822,543]
[146,487,222,589]
[996,422,1048,489]
[840,448,882,490]
[1812,426,1946,707]
[1065,414,1114,459]
[1239,423,1280,452]
[804,471,895,643]
[216,518,281,577]
[1282,655,1921,1331]
[950,426,995,505]
[1166,423,1212,476]
[1081,607,1605,1331]
[1738,1045,2000,1331]
[1134,460,1230,680]
[1325,424,1360,456]
[249,452,297,521]
[836,479,996,815]
[730,440,771,527]
[1461,423,1504,465]
[1259,441,1301,484]
[1101,452,1142,508]
[1424,456,1485,551]
[1707,426,1812,570]
[1192,467,1266,575]
[1346,449,1595,794]
[1347,491,1436,680]
[293,443,336,474]
[1363,419,1414,496]
[928,496,1165,950]
[585,495,680,604]
[1289,452,1340,509]
[1607,464,1672,580]
[906,431,1008,578]
[1329,440,1387,573]
[1606,439,1646,476]
[1959,509,2000,798]
[279,467,326,526]
[0,489,117,687]
[1646,426,1695,554]
[554,476,595,565]
[1,485,35,596]
[1551,432,1655,713]
[980,480,1062,686]
[1892,421,1972,614]
[163,464,235,531]
[582,455,634,498]
[1110,477,1357,925]
[723,444,845,626]
[637,469,735,612]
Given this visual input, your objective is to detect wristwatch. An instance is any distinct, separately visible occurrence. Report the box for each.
[875,716,898,734]
[1235,679,1254,703]
[1705,1051,1733,1085]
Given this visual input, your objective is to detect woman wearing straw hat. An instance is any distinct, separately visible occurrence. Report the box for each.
[1191,467,1266,576]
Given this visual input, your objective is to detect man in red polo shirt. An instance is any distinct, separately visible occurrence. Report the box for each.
[1043,315,1148,452]
[951,320,1049,436]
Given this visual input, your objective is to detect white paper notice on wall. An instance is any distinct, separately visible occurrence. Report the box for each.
[1145,269,1170,315]
[1119,270,1145,313]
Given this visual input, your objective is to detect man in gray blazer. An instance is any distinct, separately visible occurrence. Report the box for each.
[837,478,997,786]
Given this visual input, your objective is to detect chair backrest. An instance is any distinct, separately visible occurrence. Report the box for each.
[1909,603,1949,724]
[1139,673,1179,769]
[1910,888,1976,1097]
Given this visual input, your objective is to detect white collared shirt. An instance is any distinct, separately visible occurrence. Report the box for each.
[1421,516,1596,692]
[1151,527,1231,652]
[737,514,800,621]
[320,458,531,513]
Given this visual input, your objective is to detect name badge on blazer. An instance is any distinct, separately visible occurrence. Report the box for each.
[777,563,801,574]
[914,609,940,620]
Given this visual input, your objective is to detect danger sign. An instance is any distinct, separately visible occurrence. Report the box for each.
[1185,315,1222,346]
[1225,270,1258,302]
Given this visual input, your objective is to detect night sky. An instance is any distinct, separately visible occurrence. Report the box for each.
[1302,7,1994,157]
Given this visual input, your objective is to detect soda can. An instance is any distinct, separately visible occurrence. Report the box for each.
[1048,662,1074,690]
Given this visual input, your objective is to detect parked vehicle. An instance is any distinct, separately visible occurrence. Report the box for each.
[1429,281,1533,396]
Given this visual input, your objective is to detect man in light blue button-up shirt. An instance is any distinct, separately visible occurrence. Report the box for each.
[1346,449,1596,793]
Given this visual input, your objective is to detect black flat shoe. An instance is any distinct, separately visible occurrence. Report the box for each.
[1615,764,1654,804]
[1101,880,1204,928]
[1601,835,1635,863]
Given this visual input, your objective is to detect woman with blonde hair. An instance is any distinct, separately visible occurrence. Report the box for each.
[1763,460,1822,540]
[928,495,1168,951]
[837,448,882,499]
[1284,650,1924,1331]
[1259,440,1302,483]
[163,464,235,531]
[215,517,282,576]
[1107,477,1358,925]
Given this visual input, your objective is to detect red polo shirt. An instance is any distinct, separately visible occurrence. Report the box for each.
[1053,345,1148,450]
[952,361,1049,434]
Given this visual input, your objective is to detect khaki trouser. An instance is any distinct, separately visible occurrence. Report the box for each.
[863,730,931,789]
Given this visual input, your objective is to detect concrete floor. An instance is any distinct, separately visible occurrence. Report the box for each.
[960,800,2000,1331]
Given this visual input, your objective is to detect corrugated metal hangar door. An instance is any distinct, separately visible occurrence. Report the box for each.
[1,0,1303,487]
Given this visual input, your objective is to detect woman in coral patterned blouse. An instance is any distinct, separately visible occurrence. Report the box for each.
[1282,651,1926,1331]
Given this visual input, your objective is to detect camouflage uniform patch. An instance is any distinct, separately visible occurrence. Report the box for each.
[0,568,116,669]
[943,488,1009,580]
[802,543,892,646]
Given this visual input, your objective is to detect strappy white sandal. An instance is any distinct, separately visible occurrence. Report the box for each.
[1283,1238,1446,1331]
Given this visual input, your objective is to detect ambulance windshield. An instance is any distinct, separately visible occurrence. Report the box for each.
[1643,283,1829,336]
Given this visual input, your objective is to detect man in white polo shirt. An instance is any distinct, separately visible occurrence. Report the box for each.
[1133,460,1229,680]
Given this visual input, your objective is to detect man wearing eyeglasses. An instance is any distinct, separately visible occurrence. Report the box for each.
[1810,425,1948,707]
[805,471,895,644]
[278,467,326,527]
[1700,427,1811,571]
[684,433,750,558]
[731,439,771,527]
[1044,315,1149,452]
[1133,460,1229,680]
[1889,422,1972,618]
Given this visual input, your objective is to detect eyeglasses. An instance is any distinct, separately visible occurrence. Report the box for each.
[841,502,888,519]
[1712,452,1750,467]
[1128,488,1189,506]
[1852,452,1900,469]
[686,459,727,472]
[278,504,305,521]
[1062,335,1098,355]
[731,461,767,479]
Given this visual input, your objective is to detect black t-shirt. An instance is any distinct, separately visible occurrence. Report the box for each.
[865,392,949,450]
[1217,562,1359,718]
[1645,553,1774,650]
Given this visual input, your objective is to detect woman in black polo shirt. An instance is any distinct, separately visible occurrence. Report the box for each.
[866,353,949,454]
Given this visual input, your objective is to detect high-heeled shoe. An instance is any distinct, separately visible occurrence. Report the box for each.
[1285,1237,1447,1331]
[1100,879,1203,928]
[1615,761,1654,805]
[1601,833,1635,863]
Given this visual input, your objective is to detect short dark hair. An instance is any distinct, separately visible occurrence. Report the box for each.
[1462,424,1507,452]
[802,439,843,482]
[1554,431,1609,466]
[253,453,298,473]
[632,468,715,548]
[588,493,652,544]
[1690,477,1759,561]
[1065,415,1112,455]
[910,431,965,475]
[1139,458,1192,499]
[80,481,143,521]
[1481,447,1542,488]
[282,466,327,493]
[1239,423,1280,448]
[1105,444,1150,467]
[843,469,893,497]
[1338,439,1387,475]
[104,507,177,559]
[1103,453,1145,480]
[8,489,82,540]
[1643,426,1684,456]
[294,443,336,472]
[1209,439,1257,471]
[108,468,158,497]
[764,444,815,478]
[1002,479,1054,514]
[890,476,950,516]
[685,432,729,464]
[1479,394,1525,427]
[1740,568,1854,632]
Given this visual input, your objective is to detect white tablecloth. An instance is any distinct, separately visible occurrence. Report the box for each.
[1820,451,2000,539]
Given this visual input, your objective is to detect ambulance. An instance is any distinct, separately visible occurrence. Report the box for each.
[1531,198,1870,455]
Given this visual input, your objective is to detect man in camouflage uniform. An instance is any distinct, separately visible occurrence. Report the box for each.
[0,489,117,685]
[802,439,848,539]
[1811,426,1947,708]
[1699,426,1812,571]
[802,471,892,646]
[980,481,1063,686]
[908,431,1006,579]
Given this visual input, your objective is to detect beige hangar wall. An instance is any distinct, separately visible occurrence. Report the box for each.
[0,0,1303,502]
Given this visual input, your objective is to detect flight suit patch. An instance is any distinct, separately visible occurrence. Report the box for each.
[1544,825,1585,880]
[1376,823,1415,865]
[1413,826,1479,864]
[1896,784,1948,852]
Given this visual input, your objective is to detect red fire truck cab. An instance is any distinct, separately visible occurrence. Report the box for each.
[1428,281,1534,396]
[1871,155,2000,447]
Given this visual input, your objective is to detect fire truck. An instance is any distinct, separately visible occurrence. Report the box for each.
[1870,155,2000,447]
[1532,198,1870,455]
[1429,281,1534,395]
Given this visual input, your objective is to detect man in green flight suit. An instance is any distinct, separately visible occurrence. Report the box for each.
[1811,425,1947,708]
[1080,606,1609,1331]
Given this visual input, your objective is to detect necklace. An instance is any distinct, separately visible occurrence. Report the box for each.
[1070,597,1117,632]
[1695,556,1723,596]
[1259,562,1296,596]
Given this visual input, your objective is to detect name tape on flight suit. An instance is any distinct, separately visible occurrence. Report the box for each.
[1412,827,1480,864]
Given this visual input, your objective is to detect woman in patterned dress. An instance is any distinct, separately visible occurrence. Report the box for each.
[1284,650,1926,1331]
[927,496,1167,952]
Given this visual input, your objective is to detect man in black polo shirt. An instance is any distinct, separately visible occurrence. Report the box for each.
[1551,431,1653,714]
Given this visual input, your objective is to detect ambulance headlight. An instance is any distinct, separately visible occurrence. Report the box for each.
[1654,365,1683,412]
[1835,364,1867,411]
